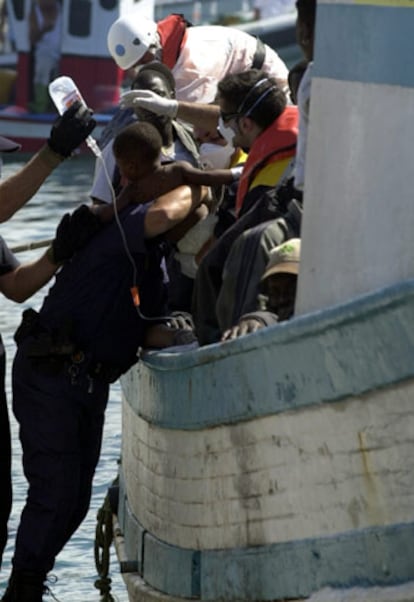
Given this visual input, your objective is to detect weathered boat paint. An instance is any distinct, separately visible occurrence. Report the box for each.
[113,0,414,598]
[117,280,414,600]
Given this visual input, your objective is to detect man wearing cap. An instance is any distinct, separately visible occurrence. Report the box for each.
[0,103,96,573]
[221,238,300,340]
[107,12,289,104]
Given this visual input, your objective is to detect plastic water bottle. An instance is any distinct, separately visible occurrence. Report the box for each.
[48,76,101,157]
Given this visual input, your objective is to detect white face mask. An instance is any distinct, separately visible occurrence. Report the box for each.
[199,142,235,170]
[218,116,236,146]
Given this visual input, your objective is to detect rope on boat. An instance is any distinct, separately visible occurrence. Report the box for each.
[94,492,116,602]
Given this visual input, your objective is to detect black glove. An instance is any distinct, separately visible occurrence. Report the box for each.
[49,204,102,264]
[47,101,96,158]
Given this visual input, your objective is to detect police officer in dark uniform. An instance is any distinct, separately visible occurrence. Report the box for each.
[0,104,96,574]
[2,181,202,601]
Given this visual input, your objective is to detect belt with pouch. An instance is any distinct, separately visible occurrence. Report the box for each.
[15,308,130,383]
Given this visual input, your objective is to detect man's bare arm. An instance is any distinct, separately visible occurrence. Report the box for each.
[144,184,207,238]
[0,102,96,223]
[182,163,235,187]
[0,252,57,303]
[175,102,219,132]
[0,146,63,223]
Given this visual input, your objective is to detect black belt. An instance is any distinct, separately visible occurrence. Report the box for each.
[27,347,129,384]
[16,308,134,384]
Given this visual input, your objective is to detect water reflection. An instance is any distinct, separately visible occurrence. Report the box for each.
[0,154,127,601]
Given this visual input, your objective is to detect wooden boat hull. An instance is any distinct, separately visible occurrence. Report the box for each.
[116,280,414,601]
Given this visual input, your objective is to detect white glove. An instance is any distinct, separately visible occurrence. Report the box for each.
[230,165,244,181]
[120,89,178,119]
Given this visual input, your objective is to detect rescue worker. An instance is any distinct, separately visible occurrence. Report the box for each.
[107,12,290,103]
[0,102,96,572]
[2,180,206,601]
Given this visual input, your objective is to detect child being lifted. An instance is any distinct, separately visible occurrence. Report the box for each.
[94,120,242,219]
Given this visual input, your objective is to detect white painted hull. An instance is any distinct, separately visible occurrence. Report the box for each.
[109,0,414,596]
[115,281,414,601]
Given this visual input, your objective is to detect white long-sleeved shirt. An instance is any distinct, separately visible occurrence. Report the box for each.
[171,25,289,104]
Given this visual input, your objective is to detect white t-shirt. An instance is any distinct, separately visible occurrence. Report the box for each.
[171,25,289,104]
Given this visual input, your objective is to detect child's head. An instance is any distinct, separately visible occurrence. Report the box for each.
[113,121,163,182]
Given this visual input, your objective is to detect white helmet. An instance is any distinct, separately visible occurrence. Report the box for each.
[107,15,158,70]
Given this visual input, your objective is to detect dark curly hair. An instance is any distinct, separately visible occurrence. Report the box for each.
[113,121,162,164]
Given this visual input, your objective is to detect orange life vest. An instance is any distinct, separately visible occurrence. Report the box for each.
[235,105,298,216]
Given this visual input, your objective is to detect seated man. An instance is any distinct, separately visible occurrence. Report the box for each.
[221,238,300,341]
[213,0,314,339]
[216,193,302,334]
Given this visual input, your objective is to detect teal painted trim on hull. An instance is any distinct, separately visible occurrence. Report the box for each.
[122,280,414,430]
[120,495,414,600]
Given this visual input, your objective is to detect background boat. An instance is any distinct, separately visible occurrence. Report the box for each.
[0,0,147,151]
[0,0,297,152]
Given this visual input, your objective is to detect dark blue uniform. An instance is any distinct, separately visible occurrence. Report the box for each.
[11,203,167,574]
[0,236,20,569]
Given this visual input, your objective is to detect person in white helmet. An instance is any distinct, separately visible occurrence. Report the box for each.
[107,12,289,104]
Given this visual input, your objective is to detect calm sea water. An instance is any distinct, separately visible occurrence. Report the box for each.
[0,153,128,601]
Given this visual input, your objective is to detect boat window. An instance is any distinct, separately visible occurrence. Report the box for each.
[10,0,24,21]
[100,0,117,9]
[68,0,92,37]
